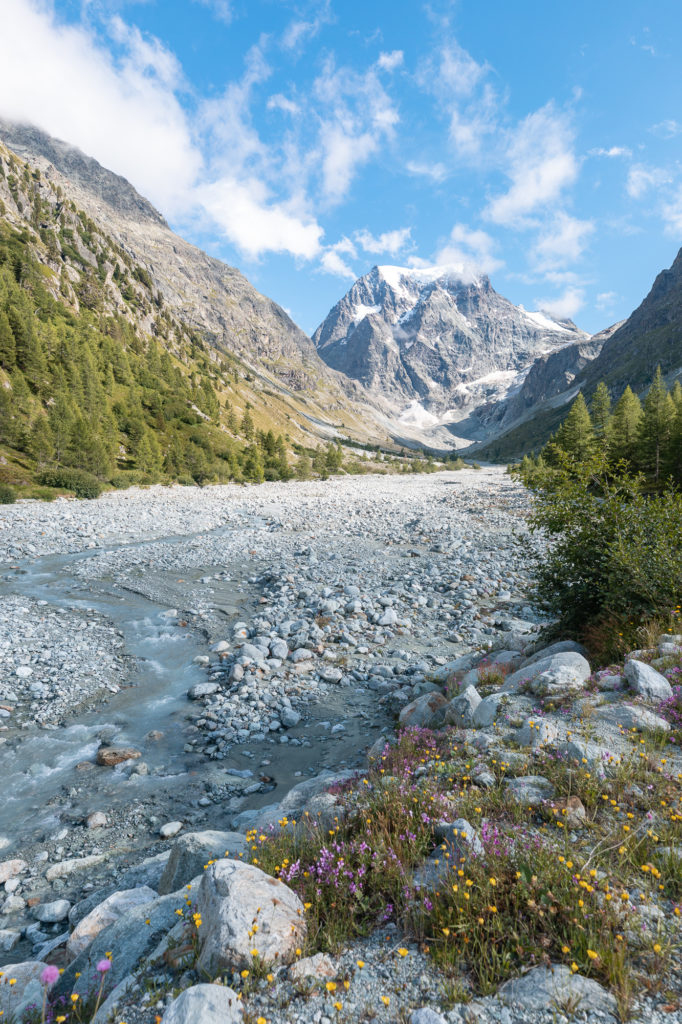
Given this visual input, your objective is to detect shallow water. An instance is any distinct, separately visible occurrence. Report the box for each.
[1,542,246,844]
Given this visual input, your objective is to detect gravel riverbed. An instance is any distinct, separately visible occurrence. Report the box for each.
[0,468,558,1020]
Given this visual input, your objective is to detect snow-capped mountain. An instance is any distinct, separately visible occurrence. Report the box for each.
[312,264,590,444]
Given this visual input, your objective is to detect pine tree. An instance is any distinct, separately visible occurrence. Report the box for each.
[590,382,612,448]
[295,451,312,480]
[325,441,344,472]
[312,447,328,479]
[551,393,595,463]
[0,310,15,369]
[664,393,682,484]
[242,443,264,483]
[637,367,675,482]
[29,415,54,465]
[49,392,75,464]
[670,380,682,412]
[608,386,643,466]
[240,409,255,440]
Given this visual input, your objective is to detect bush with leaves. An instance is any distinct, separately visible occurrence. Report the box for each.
[0,483,15,503]
[524,455,682,637]
[37,467,102,499]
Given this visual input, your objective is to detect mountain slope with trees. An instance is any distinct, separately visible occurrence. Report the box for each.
[473,248,682,461]
[0,141,368,496]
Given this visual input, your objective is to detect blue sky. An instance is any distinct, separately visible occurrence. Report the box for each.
[2,1,682,335]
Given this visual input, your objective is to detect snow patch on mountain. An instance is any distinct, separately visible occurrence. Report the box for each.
[521,308,574,334]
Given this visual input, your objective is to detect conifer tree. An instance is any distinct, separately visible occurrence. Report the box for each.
[240,409,255,440]
[29,415,54,465]
[608,385,643,466]
[551,393,595,463]
[295,451,312,480]
[312,446,328,479]
[664,393,682,483]
[241,443,264,483]
[637,367,675,482]
[0,310,15,369]
[590,382,612,447]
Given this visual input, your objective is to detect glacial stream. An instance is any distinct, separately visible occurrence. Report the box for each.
[0,538,248,846]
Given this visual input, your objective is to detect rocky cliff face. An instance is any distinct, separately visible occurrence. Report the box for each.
[579,246,682,394]
[474,323,620,439]
[313,265,589,424]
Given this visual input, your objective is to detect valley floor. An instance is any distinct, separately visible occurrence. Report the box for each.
[0,470,680,1024]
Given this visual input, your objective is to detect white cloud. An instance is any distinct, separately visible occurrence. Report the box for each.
[662,188,682,236]
[596,291,617,309]
[281,1,332,52]
[355,227,411,255]
[377,50,403,72]
[435,223,503,276]
[406,160,448,182]
[436,41,488,97]
[192,0,233,25]
[267,94,300,116]
[314,57,399,203]
[0,0,202,215]
[589,145,631,158]
[485,103,578,226]
[0,3,327,261]
[626,164,671,198]
[533,212,594,269]
[198,177,323,259]
[650,119,682,139]
[535,286,585,320]
[320,243,356,279]
[418,42,497,160]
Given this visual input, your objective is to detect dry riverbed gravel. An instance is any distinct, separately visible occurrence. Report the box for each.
[2,470,679,1023]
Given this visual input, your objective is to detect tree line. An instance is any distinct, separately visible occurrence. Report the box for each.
[518,368,682,486]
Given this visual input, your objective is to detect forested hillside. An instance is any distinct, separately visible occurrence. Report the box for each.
[0,143,360,497]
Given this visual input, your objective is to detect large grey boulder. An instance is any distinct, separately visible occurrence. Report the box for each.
[624,659,673,702]
[66,886,158,957]
[278,770,358,817]
[0,961,52,1020]
[501,652,591,695]
[496,963,617,1018]
[515,717,559,749]
[519,640,588,669]
[55,888,188,999]
[556,738,614,775]
[399,691,448,728]
[528,665,587,699]
[596,703,670,733]
[433,817,483,856]
[33,899,71,923]
[118,850,170,890]
[161,983,243,1024]
[472,692,507,727]
[196,860,306,973]
[444,685,481,727]
[411,1009,448,1024]
[505,776,555,806]
[158,831,249,895]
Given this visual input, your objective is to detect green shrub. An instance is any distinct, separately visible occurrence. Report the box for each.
[526,465,682,636]
[37,467,102,499]
[0,483,15,504]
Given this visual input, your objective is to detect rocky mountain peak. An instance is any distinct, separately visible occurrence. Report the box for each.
[312,262,589,442]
